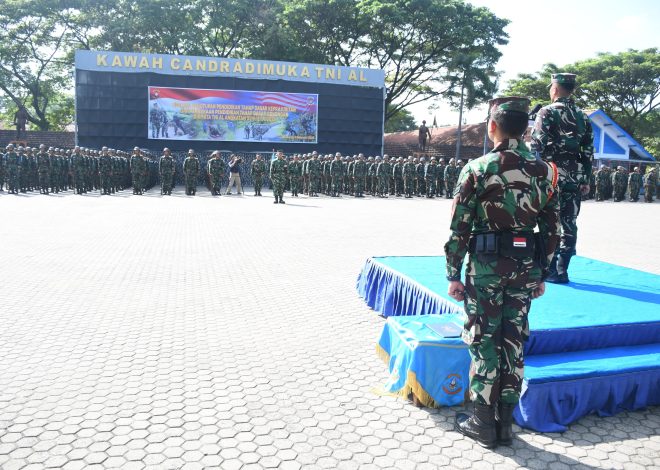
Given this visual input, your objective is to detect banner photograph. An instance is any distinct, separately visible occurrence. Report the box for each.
[148,87,318,143]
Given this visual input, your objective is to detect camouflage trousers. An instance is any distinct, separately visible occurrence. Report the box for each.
[404,177,414,197]
[463,261,539,405]
[425,177,435,196]
[557,188,581,256]
[253,175,263,193]
[161,172,174,193]
[644,184,655,202]
[378,176,389,196]
[100,172,112,194]
[629,182,640,201]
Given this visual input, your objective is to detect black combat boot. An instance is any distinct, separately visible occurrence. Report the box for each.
[274,197,279,204]
[545,256,560,283]
[455,403,497,449]
[496,402,516,446]
[554,254,572,284]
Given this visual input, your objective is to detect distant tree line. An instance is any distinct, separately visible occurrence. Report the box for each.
[0,0,507,131]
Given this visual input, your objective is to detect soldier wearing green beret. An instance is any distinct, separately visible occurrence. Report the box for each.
[531,73,594,283]
[446,96,560,448]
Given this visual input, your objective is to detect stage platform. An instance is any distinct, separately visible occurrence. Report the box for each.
[358,256,660,355]
[360,256,660,432]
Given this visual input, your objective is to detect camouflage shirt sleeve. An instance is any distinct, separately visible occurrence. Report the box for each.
[530,107,555,155]
[536,179,561,273]
[444,164,477,281]
[580,115,594,179]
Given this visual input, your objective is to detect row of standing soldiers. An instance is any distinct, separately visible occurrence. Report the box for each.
[589,165,658,203]
[261,151,467,199]
[0,144,151,195]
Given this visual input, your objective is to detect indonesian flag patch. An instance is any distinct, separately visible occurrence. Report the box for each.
[513,237,527,248]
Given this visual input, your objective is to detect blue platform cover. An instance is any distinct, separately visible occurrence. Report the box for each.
[377,315,469,407]
[516,343,660,432]
[358,256,660,355]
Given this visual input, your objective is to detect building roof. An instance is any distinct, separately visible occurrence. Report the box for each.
[587,110,655,161]
[0,130,75,149]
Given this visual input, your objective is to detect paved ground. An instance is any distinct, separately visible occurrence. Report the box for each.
[1,187,659,470]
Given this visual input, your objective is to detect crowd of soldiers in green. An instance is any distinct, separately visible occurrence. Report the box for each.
[271,151,467,199]
[3,142,658,202]
[0,144,151,195]
[587,165,658,203]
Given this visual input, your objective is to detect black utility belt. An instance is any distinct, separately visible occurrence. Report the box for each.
[468,232,535,258]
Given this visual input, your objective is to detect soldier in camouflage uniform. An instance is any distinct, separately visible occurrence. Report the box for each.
[159,148,175,195]
[446,97,560,449]
[270,150,288,204]
[612,166,628,202]
[5,144,20,194]
[628,167,642,202]
[308,152,321,197]
[251,154,266,196]
[183,149,199,196]
[531,73,593,284]
[425,157,437,198]
[403,156,415,198]
[444,158,458,198]
[289,155,302,197]
[330,152,344,197]
[98,147,113,195]
[207,151,226,196]
[376,155,390,197]
[595,165,607,201]
[367,157,377,195]
[436,158,446,197]
[36,144,50,194]
[392,157,404,196]
[643,168,656,203]
[415,157,426,196]
[352,153,367,197]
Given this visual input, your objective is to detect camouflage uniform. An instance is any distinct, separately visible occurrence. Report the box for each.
[307,155,320,197]
[352,155,367,197]
[36,150,51,194]
[376,156,390,197]
[289,157,302,197]
[644,169,656,202]
[444,159,459,198]
[207,153,226,196]
[628,168,642,202]
[531,73,593,283]
[425,159,437,197]
[183,152,200,196]
[595,166,607,201]
[270,153,288,203]
[392,157,404,196]
[436,159,446,197]
[99,149,113,195]
[159,151,176,195]
[415,158,426,196]
[251,157,266,196]
[330,154,344,197]
[612,167,628,202]
[446,97,560,449]
[403,157,415,198]
[5,146,20,194]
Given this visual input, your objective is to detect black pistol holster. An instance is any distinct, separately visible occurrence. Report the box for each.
[469,232,535,258]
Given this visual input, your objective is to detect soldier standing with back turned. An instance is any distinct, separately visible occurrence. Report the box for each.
[531,73,593,284]
[445,96,560,449]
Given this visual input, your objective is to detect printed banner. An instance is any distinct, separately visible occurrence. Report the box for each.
[148,86,318,143]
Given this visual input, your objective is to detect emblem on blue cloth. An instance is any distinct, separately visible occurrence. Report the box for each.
[442,373,462,395]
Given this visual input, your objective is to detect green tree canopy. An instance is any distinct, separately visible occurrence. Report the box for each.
[504,49,660,139]
[384,107,417,133]
[1,0,509,130]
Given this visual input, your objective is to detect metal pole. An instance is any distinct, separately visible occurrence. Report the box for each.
[455,75,465,160]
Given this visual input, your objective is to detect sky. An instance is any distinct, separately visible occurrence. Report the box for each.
[411,0,660,127]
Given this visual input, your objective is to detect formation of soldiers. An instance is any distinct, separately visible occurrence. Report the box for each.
[590,165,657,203]
[3,143,658,203]
[0,144,145,195]
[275,151,467,199]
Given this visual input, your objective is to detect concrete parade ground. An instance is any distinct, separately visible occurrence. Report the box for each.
[1,187,659,470]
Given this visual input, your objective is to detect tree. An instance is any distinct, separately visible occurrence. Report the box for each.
[272,0,508,120]
[384,107,417,133]
[0,1,73,130]
[504,49,660,140]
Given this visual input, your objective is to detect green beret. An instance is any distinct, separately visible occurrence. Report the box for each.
[488,96,530,117]
[549,73,577,87]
